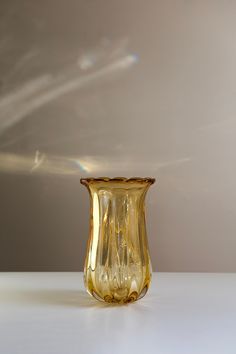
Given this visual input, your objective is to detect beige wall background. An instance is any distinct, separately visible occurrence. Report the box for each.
[0,0,236,272]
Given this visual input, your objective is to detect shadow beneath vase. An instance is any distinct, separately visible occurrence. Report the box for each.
[30,289,108,308]
[3,288,137,308]
[2,287,158,310]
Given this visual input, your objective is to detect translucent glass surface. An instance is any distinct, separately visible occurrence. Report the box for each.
[81,177,155,304]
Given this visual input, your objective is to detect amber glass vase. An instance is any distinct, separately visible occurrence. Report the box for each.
[80,177,155,304]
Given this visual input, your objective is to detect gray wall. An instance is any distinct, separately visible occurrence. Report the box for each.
[1,0,236,272]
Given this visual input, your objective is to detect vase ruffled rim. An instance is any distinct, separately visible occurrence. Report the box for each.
[80,177,155,185]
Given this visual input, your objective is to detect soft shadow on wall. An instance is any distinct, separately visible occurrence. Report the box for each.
[0,32,143,271]
[1,0,236,272]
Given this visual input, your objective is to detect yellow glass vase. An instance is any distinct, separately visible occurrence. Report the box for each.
[80,177,155,304]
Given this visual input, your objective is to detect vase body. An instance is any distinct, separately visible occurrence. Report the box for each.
[80,177,155,304]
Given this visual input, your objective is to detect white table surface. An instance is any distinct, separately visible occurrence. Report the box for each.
[0,272,236,354]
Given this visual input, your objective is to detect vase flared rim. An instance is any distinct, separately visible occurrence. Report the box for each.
[80,177,155,185]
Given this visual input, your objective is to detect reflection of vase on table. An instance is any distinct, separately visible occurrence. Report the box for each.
[81,177,155,304]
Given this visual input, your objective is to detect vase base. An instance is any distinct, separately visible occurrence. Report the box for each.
[90,285,148,304]
[103,291,138,304]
